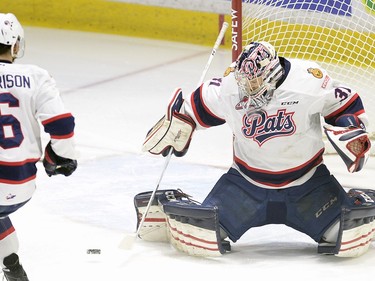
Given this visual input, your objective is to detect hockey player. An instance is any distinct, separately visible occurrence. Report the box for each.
[139,41,374,258]
[0,13,77,280]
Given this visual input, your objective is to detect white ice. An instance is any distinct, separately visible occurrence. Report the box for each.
[7,27,375,281]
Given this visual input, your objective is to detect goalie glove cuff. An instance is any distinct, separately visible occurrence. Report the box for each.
[334,114,366,130]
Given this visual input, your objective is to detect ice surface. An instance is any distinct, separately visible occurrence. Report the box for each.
[6,27,374,281]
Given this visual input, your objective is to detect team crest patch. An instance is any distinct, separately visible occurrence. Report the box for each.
[307,68,323,79]
[224,67,235,77]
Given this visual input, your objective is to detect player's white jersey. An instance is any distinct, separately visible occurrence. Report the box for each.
[0,61,76,205]
[184,58,368,189]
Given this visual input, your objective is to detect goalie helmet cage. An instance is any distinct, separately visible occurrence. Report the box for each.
[230,0,375,154]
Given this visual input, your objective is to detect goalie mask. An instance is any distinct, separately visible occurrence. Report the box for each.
[234,41,284,112]
[0,13,25,59]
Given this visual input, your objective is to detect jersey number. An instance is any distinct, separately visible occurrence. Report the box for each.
[334,87,351,102]
[0,92,24,149]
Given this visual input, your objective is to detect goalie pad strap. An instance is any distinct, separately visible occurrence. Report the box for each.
[334,114,365,129]
[163,203,219,230]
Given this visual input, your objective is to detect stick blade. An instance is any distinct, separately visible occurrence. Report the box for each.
[118,233,137,250]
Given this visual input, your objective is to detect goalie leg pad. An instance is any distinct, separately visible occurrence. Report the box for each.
[134,189,198,242]
[134,190,175,242]
[318,189,375,257]
[158,192,230,257]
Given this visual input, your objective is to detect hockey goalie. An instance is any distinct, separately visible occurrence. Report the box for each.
[136,41,374,258]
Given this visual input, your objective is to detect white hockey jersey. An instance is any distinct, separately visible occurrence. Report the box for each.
[0,61,76,205]
[184,58,368,189]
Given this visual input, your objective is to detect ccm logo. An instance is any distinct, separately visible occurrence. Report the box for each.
[315,196,338,218]
[281,101,299,105]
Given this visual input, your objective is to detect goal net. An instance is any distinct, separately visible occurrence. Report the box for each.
[231,0,375,154]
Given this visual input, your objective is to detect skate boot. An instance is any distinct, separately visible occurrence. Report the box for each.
[2,253,29,281]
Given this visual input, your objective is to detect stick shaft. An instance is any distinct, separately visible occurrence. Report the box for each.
[131,21,228,243]
[134,151,172,238]
[197,22,229,87]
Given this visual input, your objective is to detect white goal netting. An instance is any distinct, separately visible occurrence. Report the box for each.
[240,0,375,148]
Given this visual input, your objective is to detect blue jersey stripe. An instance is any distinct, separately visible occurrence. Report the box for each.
[0,160,38,183]
[191,87,225,127]
[0,217,14,239]
[43,114,75,137]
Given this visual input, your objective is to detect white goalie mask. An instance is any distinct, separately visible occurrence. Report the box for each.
[234,41,284,112]
[0,13,25,59]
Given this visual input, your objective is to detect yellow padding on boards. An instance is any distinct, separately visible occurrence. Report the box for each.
[0,0,232,47]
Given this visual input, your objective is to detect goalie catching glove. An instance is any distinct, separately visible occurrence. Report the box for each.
[43,141,77,177]
[142,88,196,157]
[324,114,371,173]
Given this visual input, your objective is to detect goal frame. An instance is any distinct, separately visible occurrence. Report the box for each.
[231,0,243,62]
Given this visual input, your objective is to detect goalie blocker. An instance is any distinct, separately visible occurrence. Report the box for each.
[134,189,231,257]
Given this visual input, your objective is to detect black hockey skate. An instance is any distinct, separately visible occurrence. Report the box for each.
[2,253,29,281]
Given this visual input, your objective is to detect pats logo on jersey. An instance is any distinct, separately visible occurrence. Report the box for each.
[242,109,296,146]
[307,68,323,79]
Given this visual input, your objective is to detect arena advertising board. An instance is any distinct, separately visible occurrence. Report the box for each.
[110,0,374,31]
[111,0,374,16]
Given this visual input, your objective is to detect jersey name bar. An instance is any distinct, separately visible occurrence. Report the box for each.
[0,74,31,89]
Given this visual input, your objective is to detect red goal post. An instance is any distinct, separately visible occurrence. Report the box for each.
[231,0,243,62]
[230,0,375,153]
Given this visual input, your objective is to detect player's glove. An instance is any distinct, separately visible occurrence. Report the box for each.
[324,114,371,173]
[43,141,78,177]
[142,88,196,157]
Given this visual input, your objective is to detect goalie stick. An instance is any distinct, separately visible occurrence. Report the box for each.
[119,22,229,250]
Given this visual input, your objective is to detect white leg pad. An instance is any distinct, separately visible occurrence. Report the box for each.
[134,189,231,256]
[134,190,171,242]
[167,214,223,257]
[136,204,169,242]
[336,218,375,257]
[318,189,375,257]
